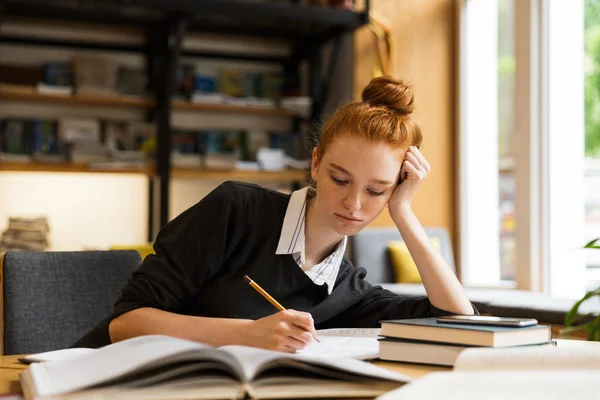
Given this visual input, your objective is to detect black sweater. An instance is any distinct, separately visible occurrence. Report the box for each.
[74,181,468,348]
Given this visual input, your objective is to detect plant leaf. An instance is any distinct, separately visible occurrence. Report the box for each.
[591,323,600,341]
[584,238,600,248]
[564,287,600,327]
[564,314,600,339]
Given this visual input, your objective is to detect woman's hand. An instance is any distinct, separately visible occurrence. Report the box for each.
[244,309,317,353]
[388,146,431,219]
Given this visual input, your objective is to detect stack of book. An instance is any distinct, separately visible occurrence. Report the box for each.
[378,317,554,367]
[0,217,50,253]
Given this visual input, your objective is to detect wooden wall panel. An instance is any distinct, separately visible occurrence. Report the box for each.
[354,0,456,244]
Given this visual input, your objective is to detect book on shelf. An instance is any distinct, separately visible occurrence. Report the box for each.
[72,56,119,96]
[376,343,600,400]
[41,61,72,87]
[379,317,552,347]
[0,118,33,156]
[20,334,410,400]
[116,66,147,96]
[35,83,73,96]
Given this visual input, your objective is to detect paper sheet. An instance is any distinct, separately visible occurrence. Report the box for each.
[454,345,600,371]
[299,328,381,360]
[376,370,600,400]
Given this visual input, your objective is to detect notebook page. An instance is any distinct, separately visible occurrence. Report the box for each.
[295,329,380,360]
[316,328,381,337]
[454,345,600,372]
[223,345,408,383]
[300,336,379,360]
[376,370,600,400]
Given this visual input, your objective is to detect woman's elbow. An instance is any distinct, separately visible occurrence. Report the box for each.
[108,309,141,343]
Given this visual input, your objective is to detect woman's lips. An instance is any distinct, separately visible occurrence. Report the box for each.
[334,213,362,223]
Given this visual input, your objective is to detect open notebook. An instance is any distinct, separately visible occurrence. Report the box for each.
[376,342,600,400]
[21,328,382,364]
[20,334,404,400]
[301,328,381,360]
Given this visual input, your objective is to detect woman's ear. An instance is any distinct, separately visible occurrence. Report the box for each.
[311,147,319,182]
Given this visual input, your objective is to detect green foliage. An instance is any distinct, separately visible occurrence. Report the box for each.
[564,287,600,341]
[585,0,600,156]
[565,231,600,340]
[566,0,600,341]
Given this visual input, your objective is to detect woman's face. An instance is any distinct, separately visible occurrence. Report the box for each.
[311,135,404,236]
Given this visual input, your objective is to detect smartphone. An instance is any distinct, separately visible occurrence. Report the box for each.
[436,315,538,327]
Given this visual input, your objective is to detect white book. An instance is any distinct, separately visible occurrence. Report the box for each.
[20,334,410,400]
[376,342,600,400]
[378,338,556,367]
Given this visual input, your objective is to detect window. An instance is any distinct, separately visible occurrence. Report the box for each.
[498,0,516,282]
[458,0,514,287]
[459,0,587,297]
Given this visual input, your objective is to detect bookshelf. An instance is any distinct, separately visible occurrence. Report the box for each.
[171,168,306,182]
[1,0,370,238]
[170,99,298,117]
[0,161,153,175]
[0,161,306,183]
[0,85,153,109]
[0,86,299,117]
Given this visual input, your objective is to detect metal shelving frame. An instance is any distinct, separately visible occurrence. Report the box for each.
[0,0,370,240]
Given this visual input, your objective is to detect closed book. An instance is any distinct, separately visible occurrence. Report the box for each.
[20,335,410,400]
[379,318,551,347]
[378,337,556,367]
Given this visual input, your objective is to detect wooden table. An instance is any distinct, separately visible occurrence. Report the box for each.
[1,339,592,396]
[0,355,27,395]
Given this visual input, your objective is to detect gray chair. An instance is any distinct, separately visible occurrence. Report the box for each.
[350,226,456,284]
[0,250,141,355]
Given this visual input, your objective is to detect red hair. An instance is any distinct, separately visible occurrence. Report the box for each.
[315,76,422,161]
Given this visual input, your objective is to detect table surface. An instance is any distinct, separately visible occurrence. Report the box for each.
[0,339,595,396]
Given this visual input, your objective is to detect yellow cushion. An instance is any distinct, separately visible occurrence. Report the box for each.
[110,244,155,260]
[387,238,442,283]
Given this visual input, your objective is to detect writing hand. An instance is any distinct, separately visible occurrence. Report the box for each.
[245,309,317,353]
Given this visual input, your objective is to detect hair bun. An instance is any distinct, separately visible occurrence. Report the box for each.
[361,76,414,116]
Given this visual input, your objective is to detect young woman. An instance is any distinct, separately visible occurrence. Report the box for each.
[75,76,476,352]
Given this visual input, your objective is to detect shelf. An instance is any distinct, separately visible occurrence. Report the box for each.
[0,161,307,182]
[2,0,368,41]
[170,99,297,117]
[1,86,301,117]
[0,86,152,108]
[172,168,306,182]
[0,161,153,175]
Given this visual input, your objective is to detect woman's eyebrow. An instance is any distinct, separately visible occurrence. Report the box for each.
[329,163,351,175]
[328,163,394,185]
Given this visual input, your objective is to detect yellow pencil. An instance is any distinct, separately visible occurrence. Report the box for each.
[244,275,320,342]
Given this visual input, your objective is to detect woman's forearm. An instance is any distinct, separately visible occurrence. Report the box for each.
[108,307,254,346]
[392,207,474,315]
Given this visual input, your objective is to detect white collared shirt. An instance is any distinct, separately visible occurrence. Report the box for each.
[275,186,347,294]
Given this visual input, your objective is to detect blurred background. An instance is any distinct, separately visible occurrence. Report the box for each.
[0,0,598,301]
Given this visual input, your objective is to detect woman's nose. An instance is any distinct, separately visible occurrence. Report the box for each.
[343,192,361,211]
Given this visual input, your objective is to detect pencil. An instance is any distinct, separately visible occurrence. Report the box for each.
[244,275,320,342]
[244,275,285,311]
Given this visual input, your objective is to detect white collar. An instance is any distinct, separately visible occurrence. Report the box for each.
[275,187,347,294]
[276,187,314,262]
